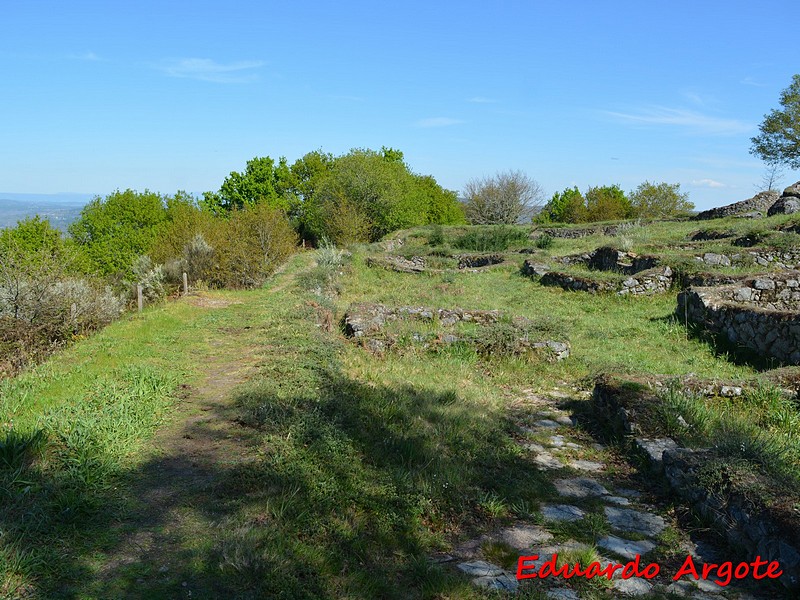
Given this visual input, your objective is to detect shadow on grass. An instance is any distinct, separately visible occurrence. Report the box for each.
[2,369,552,598]
[651,312,782,372]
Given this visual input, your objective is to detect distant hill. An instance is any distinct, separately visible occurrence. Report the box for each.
[0,196,88,231]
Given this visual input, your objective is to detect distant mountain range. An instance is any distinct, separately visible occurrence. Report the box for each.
[0,194,90,230]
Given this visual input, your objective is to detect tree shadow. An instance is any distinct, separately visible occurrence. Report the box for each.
[2,368,552,598]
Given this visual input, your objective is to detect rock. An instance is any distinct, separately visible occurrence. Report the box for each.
[497,524,553,550]
[521,260,551,277]
[569,459,604,472]
[457,560,505,577]
[604,506,666,536]
[783,181,800,199]
[533,452,564,470]
[612,577,653,596]
[554,477,610,498]
[702,252,731,267]
[535,419,561,428]
[694,190,779,220]
[545,589,580,600]
[604,496,631,506]
[471,573,518,591]
[598,535,656,560]
[768,196,800,216]
[541,504,586,522]
[635,437,678,468]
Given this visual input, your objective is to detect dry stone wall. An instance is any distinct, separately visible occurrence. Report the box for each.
[678,273,800,364]
[592,377,800,590]
[342,302,570,359]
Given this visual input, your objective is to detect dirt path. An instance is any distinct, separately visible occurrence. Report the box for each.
[87,304,267,596]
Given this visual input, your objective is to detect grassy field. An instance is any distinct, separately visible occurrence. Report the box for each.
[1,216,798,598]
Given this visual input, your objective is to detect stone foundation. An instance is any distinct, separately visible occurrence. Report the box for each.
[677,273,800,364]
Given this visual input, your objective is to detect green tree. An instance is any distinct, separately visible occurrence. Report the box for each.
[539,187,586,223]
[750,74,800,170]
[69,189,169,276]
[584,184,632,222]
[629,181,693,218]
[208,156,296,214]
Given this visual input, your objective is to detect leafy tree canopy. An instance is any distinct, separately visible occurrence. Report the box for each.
[750,74,800,170]
[584,184,632,222]
[539,187,586,224]
[69,189,173,276]
[629,181,693,218]
[463,170,544,224]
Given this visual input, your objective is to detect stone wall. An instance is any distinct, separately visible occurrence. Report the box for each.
[592,377,800,590]
[342,302,570,359]
[534,266,674,296]
[677,273,800,364]
[457,254,505,269]
[693,190,779,220]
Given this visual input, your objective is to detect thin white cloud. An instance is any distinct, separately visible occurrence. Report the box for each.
[158,58,265,83]
[740,76,766,87]
[468,96,496,104]
[414,117,464,128]
[69,52,103,61]
[603,106,753,135]
[691,178,727,188]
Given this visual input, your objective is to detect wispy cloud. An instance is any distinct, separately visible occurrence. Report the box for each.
[691,178,728,188]
[158,58,265,83]
[468,96,496,104]
[740,76,766,87]
[414,117,464,128]
[603,106,753,135]
[69,51,103,61]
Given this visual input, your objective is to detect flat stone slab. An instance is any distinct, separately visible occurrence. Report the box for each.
[535,419,561,428]
[549,435,566,447]
[555,415,574,426]
[522,442,547,453]
[542,504,586,522]
[472,573,518,591]
[534,452,563,470]
[597,535,656,560]
[604,495,631,506]
[496,524,553,550]
[546,589,580,600]
[554,477,610,498]
[457,560,505,577]
[569,459,604,472]
[635,437,678,466]
[612,577,653,596]
[604,506,666,536]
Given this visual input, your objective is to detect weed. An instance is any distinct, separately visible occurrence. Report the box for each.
[453,226,529,252]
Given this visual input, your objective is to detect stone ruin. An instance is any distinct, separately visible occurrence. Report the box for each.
[693,181,800,220]
[366,253,506,274]
[342,302,570,360]
[678,272,800,365]
[522,247,675,296]
[592,376,800,591]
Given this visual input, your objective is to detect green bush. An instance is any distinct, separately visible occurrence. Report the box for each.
[453,226,528,251]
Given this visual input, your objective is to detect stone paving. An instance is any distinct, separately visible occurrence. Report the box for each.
[438,388,782,598]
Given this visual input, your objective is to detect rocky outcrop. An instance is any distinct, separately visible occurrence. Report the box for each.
[554,246,661,275]
[693,190,779,220]
[767,195,800,216]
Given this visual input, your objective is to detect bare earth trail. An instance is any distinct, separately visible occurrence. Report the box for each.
[89,305,266,597]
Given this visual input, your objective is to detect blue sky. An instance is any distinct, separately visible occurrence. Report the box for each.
[2,1,799,211]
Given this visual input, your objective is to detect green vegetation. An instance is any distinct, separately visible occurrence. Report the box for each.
[751,73,800,170]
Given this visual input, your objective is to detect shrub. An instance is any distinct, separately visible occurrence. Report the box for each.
[210,205,297,288]
[453,226,528,251]
[130,255,166,304]
[533,234,554,249]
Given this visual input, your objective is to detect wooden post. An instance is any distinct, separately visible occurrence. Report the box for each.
[302,239,306,249]
[183,272,188,295]
[137,284,143,312]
